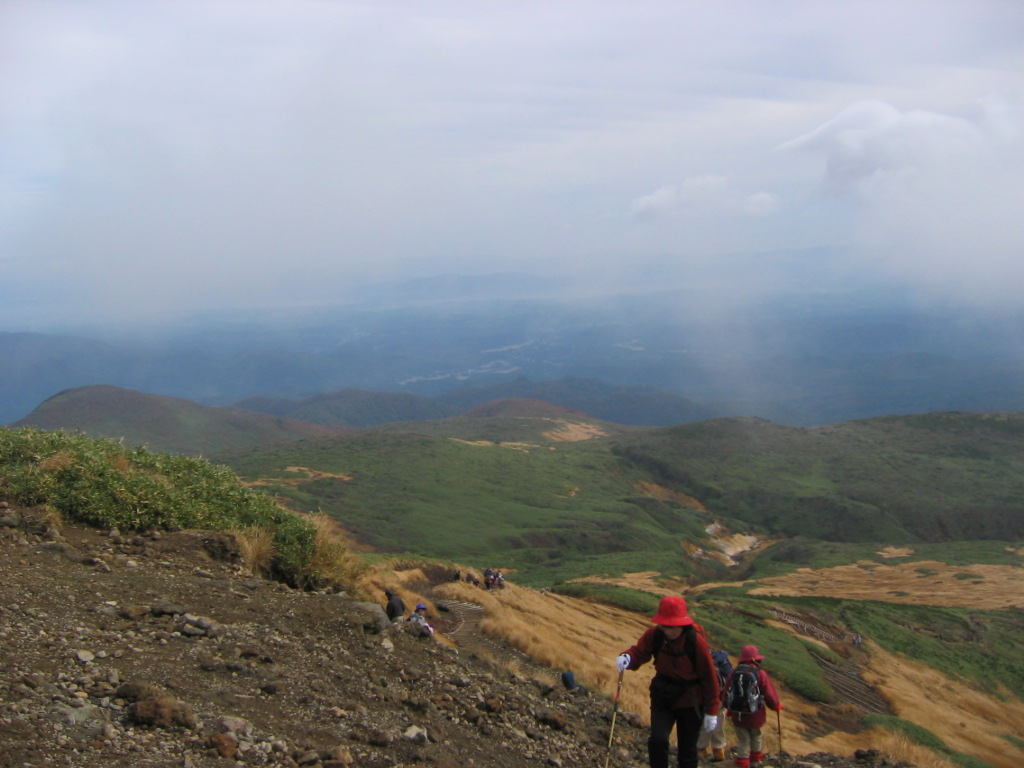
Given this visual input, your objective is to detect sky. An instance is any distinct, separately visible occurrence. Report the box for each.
[1,0,1023,330]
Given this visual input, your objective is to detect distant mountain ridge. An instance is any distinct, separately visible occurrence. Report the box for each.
[234,388,461,427]
[11,385,349,455]
[8,281,1024,427]
[12,385,631,454]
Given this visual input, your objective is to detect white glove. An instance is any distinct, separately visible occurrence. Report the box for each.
[703,714,718,733]
[615,653,631,672]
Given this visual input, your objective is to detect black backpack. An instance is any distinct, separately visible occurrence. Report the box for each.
[726,663,762,714]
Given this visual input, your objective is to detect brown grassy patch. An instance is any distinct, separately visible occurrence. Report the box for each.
[306,513,366,593]
[572,570,689,596]
[246,466,352,489]
[540,421,608,442]
[861,643,1024,768]
[748,560,1024,609]
[449,439,535,452]
[232,527,275,577]
[633,481,706,510]
[38,450,76,472]
[859,729,957,768]
[877,546,915,558]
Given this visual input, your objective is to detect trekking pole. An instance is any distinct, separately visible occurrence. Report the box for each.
[776,708,784,763]
[604,669,624,768]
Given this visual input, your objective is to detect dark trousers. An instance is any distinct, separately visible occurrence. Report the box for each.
[648,701,702,768]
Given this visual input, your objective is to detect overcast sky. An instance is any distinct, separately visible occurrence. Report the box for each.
[2,0,1022,329]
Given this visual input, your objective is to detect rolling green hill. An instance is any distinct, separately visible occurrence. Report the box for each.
[234,388,461,427]
[12,385,348,455]
[13,381,1024,584]
[369,397,641,442]
[611,413,1024,542]
[216,411,1024,586]
[217,429,713,586]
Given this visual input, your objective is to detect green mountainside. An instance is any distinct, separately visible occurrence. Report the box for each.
[11,385,347,455]
[215,410,1024,586]
[10,384,1024,586]
[234,388,461,427]
[429,376,715,426]
[611,413,1024,542]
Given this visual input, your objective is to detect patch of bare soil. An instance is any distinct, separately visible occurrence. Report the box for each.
[0,505,644,768]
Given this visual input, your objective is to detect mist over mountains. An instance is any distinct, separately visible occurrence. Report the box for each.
[5,273,1024,427]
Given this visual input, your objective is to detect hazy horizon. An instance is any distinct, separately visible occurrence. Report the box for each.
[3,1,1022,331]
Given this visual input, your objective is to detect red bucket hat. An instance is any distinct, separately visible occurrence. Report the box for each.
[739,644,765,663]
[651,596,694,627]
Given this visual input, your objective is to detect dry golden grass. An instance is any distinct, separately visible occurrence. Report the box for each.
[232,526,275,576]
[858,729,958,768]
[540,420,609,442]
[305,512,367,593]
[246,465,352,489]
[38,450,76,472]
[861,642,1024,768]
[747,559,1024,609]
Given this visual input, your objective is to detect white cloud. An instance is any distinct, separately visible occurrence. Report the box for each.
[785,97,1024,307]
[1,1,1023,325]
[629,185,678,221]
[742,192,782,218]
[630,176,780,221]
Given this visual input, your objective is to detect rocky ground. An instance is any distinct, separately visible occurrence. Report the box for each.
[0,500,909,768]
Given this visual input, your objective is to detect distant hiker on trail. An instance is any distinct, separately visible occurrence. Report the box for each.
[406,603,434,637]
[384,588,406,622]
[697,648,733,762]
[723,645,781,768]
[484,567,496,589]
[615,596,721,768]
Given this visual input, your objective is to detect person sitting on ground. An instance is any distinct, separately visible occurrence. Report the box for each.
[384,588,406,622]
[406,603,434,636]
[723,645,781,768]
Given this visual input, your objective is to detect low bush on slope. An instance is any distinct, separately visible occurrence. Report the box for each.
[0,427,351,588]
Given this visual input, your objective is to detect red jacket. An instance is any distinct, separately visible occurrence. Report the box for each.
[622,624,721,716]
[724,663,780,729]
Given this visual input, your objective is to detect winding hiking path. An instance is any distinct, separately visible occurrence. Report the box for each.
[434,598,560,682]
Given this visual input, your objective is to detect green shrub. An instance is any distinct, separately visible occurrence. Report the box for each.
[0,427,320,587]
